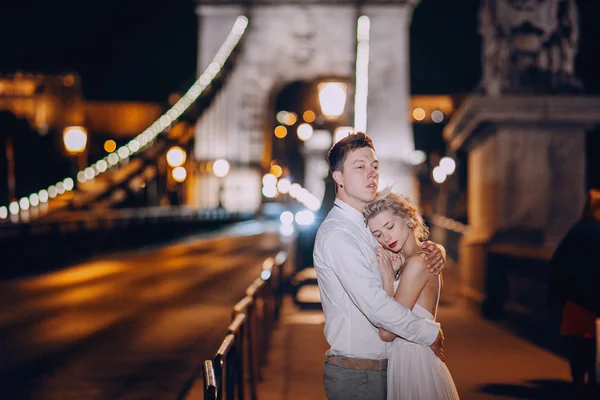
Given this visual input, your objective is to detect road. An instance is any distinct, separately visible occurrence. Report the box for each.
[0,221,283,399]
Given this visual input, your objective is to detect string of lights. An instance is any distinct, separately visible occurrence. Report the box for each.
[353,15,370,133]
[0,16,249,222]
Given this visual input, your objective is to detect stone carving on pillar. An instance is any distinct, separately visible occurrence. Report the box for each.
[478,0,583,95]
[289,7,317,65]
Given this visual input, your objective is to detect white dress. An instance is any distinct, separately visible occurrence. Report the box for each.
[387,277,460,399]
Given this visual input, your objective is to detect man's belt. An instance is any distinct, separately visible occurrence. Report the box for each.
[327,355,388,371]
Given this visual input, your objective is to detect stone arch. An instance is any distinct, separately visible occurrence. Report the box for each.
[196,3,356,166]
[193,1,421,210]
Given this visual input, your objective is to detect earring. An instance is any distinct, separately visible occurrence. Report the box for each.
[340,183,344,188]
[407,221,413,229]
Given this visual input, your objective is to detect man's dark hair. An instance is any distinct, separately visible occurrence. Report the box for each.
[327,132,375,174]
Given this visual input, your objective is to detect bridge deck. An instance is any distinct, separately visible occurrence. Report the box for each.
[258,280,572,400]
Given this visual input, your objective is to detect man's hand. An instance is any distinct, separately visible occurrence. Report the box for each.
[420,241,446,276]
[430,328,445,362]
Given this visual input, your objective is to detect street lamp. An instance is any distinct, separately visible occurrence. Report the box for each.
[164,146,188,205]
[213,158,230,209]
[213,158,230,178]
[318,82,347,120]
[63,126,88,172]
[166,146,186,168]
[172,166,187,183]
[63,126,87,154]
[297,123,314,141]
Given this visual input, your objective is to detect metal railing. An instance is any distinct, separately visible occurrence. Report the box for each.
[179,251,288,400]
[0,207,255,281]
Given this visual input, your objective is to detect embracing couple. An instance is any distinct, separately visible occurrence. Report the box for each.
[313,132,459,399]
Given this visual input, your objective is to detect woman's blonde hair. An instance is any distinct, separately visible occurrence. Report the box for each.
[363,188,430,242]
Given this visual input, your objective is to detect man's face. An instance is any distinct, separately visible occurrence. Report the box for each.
[339,147,379,204]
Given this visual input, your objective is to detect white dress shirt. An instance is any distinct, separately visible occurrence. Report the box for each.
[313,198,440,360]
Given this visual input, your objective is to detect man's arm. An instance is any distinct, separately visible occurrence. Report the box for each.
[322,230,440,346]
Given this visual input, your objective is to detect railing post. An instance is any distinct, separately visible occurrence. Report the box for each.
[243,301,258,400]
[274,251,287,320]
[203,360,218,400]
[213,353,224,400]
[224,348,234,400]
[180,252,290,400]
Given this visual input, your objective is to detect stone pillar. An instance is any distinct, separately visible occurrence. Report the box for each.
[444,0,600,313]
[446,96,600,247]
[363,2,419,199]
[193,4,253,211]
[302,130,333,205]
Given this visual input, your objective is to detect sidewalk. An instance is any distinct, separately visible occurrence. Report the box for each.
[257,287,572,399]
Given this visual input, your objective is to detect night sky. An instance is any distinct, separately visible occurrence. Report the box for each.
[1,0,599,101]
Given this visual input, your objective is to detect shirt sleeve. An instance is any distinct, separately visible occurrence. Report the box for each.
[321,229,440,346]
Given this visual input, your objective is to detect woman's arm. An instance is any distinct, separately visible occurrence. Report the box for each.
[376,248,399,341]
[379,257,431,341]
[394,256,433,310]
[378,326,396,342]
[376,247,396,297]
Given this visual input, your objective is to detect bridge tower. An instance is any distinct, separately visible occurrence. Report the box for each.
[445,0,600,314]
[193,0,421,212]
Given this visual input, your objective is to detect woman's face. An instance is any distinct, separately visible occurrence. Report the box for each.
[367,209,411,253]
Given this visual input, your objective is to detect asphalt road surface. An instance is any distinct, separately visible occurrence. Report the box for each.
[0,221,283,399]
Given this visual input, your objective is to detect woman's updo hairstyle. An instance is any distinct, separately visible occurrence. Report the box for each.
[363,187,430,242]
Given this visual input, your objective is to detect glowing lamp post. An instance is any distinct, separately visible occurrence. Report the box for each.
[63,126,88,173]
[318,82,347,120]
[213,158,230,209]
[166,146,186,168]
[172,166,187,183]
[63,126,87,154]
[165,146,187,205]
[213,158,230,178]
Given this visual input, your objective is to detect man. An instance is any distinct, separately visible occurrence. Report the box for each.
[549,189,600,315]
[313,132,445,399]
[548,189,600,396]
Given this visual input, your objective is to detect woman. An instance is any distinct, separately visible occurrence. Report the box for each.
[363,191,459,399]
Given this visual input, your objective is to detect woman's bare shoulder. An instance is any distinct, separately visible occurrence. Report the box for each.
[402,255,434,282]
[403,255,426,274]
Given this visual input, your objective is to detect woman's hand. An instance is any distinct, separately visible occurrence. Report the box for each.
[375,247,395,284]
[387,249,404,275]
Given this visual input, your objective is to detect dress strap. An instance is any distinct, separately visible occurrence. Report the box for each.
[434,274,441,320]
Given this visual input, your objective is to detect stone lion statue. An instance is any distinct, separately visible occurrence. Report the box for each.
[478,0,583,95]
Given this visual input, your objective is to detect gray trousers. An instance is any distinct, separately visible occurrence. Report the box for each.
[323,359,387,400]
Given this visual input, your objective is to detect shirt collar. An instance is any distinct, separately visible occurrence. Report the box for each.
[334,198,366,227]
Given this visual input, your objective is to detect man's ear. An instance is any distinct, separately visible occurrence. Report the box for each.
[332,170,343,187]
